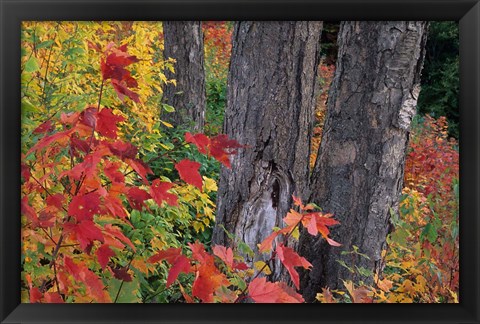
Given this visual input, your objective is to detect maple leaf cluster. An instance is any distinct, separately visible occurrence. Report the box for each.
[145,195,340,303]
[89,41,140,103]
[185,132,245,168]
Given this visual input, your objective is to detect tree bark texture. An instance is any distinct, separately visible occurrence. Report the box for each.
[162,21,206,131]
[212,21,323,275]
[299,21,428,302]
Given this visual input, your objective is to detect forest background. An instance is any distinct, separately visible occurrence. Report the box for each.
[20,21,459,303]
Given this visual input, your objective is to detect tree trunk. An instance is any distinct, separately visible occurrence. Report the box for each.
[162,21,206,131]
[299,21,428,302]
[212,21,322,277]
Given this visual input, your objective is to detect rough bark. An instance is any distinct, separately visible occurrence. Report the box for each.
[162,21,206,131]
[299,21,429,302]
[212,21,322,277]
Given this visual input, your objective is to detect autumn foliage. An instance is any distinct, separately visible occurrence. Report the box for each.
[21,21,459,304]
[21,26,340,303]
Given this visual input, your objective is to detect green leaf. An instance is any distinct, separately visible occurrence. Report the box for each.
[421,223,438,243]
[355,266,373,277]
[162,103,175,113]
[65,47,85,57]
[390,227,409,246]
[36,40,54,49]
[25,57,40,72]
[159,142,174,150]
[21,98,39,113]
[107,277,141,303]
[238,242,254,258]
[336,259,354,273]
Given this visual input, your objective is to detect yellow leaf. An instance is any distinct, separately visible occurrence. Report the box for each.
[254,261,271,275]
[193,221,204,232]
[203,177,218,192]
[160,120,173,128]
[150,237,165,251]
[397,279,416,295]
[291,226,300,240]
[414,275,427,293]
[375,274,393,292]
[448,289,459,303]
[204,206,214,219]
[159,73,168,83]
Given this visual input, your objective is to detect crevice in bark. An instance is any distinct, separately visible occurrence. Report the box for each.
[299,21,429,302]
[213,22,323,282]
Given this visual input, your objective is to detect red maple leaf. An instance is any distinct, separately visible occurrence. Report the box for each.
[108,140,138,160]
[303,212,341,247]
[79,106,98,129]
[191,268,228,303]
[125,158,153,185]
[46,193,65,210]
[112,266,132,282]
[103,161,125,183]
[276,243,312,290]
[96,108,125,139]
[60,111,80,126]
[37,210,56,228]
[212,245,234,268]
[166,255,191,287]
[175,159,203,190]
[70,134,90,157]
[258,225,293,253]
[61,151,102,182]
[29,287,43,303]
[33,120,55,134]
[101,44,139,80]
[150,179,178,207]
[188,242,229,302]
[185,132,244,168]
[96,244,115,270]
[44,292,64,303]
[103,224,136,252]
[148,247,182,264]
[126,187,151,211]
[185,132,209,154]
[248,277,304,303]
[209,134,244,168]
[21,163,31,182]
[63,256,111,302]
[26,128,74,156]
[67,192,102,221]
[100,43,140,103]
[110,79,140,103]
[63,220,104,252]
[21,196,38,226]
[148,248,191,287]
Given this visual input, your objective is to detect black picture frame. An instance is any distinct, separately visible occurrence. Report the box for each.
[1,0,479,323]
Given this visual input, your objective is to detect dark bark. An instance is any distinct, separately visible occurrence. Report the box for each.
[212,21,322,277]
[299,21,429,302]
[162,21,206,131]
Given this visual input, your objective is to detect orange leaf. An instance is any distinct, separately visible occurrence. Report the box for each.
[212,245,234,268]
[248,277,304,303]
[258,231,280,253]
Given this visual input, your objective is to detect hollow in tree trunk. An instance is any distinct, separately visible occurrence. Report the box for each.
[212,21,323,279]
